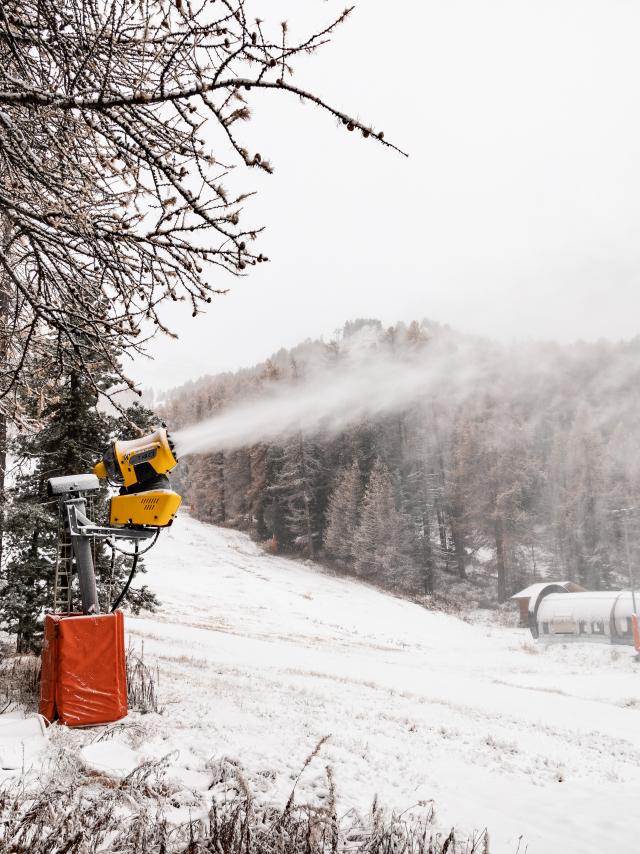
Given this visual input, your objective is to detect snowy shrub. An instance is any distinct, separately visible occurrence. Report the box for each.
[126,643,160,715]
[0,644,40,713]
[0,738,490,853]
[0,642,160,716]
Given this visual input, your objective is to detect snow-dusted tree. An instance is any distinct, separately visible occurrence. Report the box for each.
[189,452,226,526]
[271,433,323,558]
[0,0,403,425]
[398,419,436,595]
[352,459,415,589]
[473,405,538,602]
[223,450,252,526]
[1,372,159,653]
[601,424,640,588]
[324,460,363,566]
[441,414,477,580]
[561,406,610,589]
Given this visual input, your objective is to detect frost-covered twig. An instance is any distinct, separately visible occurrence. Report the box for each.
[0,0,404,423]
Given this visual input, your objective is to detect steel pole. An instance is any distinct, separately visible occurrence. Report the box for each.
[69,498,100,614]
[623,515,637,616]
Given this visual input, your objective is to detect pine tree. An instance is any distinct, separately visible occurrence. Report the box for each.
[399,419,436,595]
[189,452,226,525]
[223,450,252,527]
[324,461,363,566]
[352,460,415,589]
[247,444,269,540]
[474,405,538,602]
[262,444,289,551]
[0,373,159,652]
[445,415,477,581]
[563,407,610,589]
[270,433,323,558]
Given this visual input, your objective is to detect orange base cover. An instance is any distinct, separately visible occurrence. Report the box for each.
[633,614,640,653]
[39,611,128,726]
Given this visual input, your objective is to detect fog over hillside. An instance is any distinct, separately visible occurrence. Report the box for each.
[161,319,640,606]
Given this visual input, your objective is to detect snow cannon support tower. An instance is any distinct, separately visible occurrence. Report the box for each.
[39,427,181,727]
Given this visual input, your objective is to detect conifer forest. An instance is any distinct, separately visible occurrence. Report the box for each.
[161,319,640,606]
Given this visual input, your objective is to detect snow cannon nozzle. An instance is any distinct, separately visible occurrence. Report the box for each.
[93,426,181,528]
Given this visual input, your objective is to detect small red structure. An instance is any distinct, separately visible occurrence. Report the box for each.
[39,611,127,726]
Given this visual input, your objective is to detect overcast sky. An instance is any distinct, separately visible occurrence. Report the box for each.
[133,0,640,393]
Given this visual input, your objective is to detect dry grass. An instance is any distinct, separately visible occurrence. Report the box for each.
[0,640,160,716]
[126,641,160,714]
[0,643,40,713]
[0,741,490,854]
[0,649,489,853]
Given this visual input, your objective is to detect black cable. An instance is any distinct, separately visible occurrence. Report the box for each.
[107,546,116,607]
[106,528,160,558]
[110,540,139,612]
[106,528,160,610]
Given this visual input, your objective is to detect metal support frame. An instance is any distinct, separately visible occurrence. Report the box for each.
[59,497,156,615]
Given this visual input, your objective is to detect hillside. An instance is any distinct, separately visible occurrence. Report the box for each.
[160,319,640,608]
[118,515,640,854]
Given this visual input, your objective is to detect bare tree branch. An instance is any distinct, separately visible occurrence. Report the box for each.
[0,0,403,423]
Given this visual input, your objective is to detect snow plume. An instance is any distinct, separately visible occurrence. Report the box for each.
[173,331,487,457]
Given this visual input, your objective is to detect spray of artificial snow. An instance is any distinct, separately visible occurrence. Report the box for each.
[172,333,485,457]
[170,322,640,458]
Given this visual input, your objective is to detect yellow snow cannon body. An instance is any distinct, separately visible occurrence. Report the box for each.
[93,427,182,528]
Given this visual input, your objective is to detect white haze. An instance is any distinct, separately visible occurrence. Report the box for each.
[173,334,485,457]
[134,0,640,392]
[170,320,640,458]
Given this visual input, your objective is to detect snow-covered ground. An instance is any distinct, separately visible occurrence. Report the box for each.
[112,515,639,854]
[8,514,639,851]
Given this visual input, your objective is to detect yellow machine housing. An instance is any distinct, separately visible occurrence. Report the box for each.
[109,490,181,528]
[94,427,182,528]
[94,428,178,489]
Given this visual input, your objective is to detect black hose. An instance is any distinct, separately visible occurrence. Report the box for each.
[106,528,160,558]
[111,540,139,612]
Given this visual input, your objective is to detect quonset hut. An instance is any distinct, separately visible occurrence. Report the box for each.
[510,581,583,625]
[519,582,640,648]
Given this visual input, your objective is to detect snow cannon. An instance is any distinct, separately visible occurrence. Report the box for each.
[93,427,182,528]
[45,425,182,617]
[41,426,182,728]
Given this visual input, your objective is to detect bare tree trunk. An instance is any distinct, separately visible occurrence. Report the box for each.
[0,217,11,575]
[16,527,40,653]
[436,503,448,562]
[583,469,599,589]
[298,434,315,560]
[303,491,315,560]
[248,445,267,539]
[429,408,450,573]
[451,519,467,579]
[495,516,507,603]
[0,413,5,575]
[421,507,434,594]
[215,451,226,523]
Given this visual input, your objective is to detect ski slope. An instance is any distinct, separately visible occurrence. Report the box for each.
[125,515,640,853]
